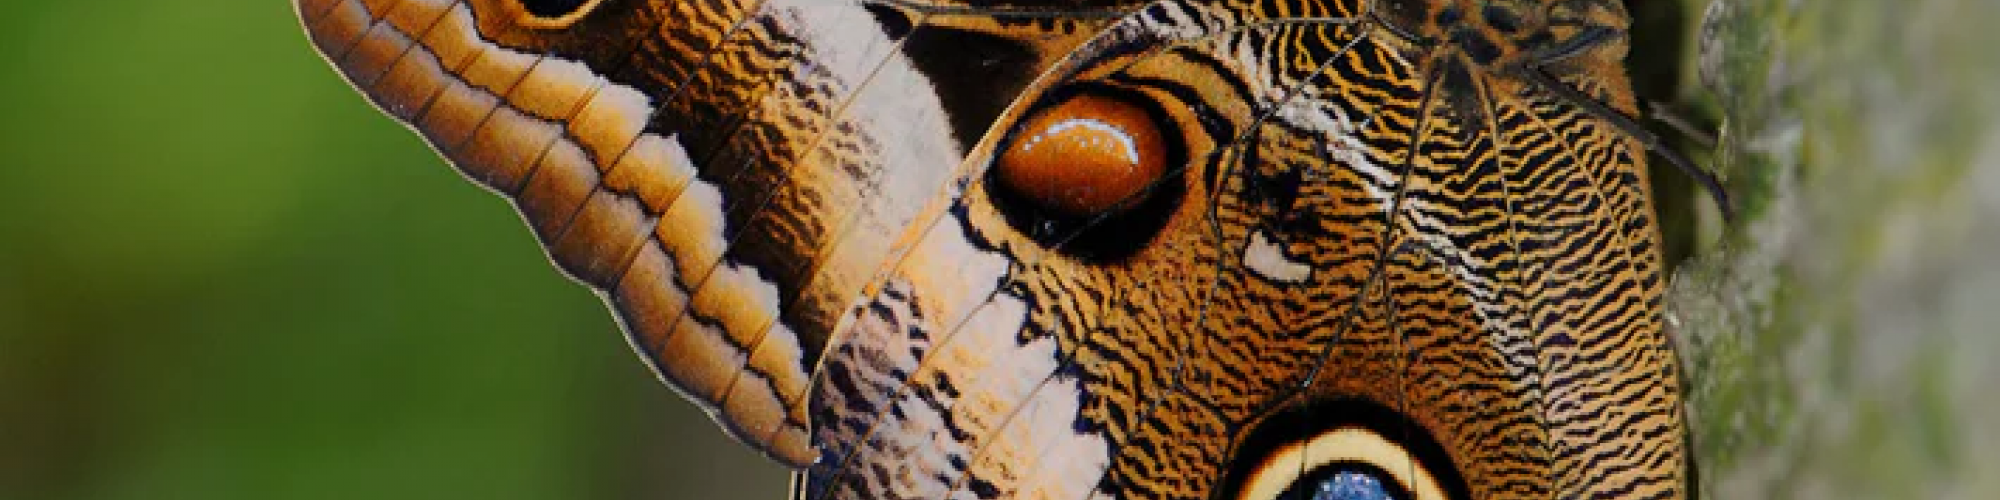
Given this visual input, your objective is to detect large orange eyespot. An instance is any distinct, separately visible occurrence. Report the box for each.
[984,89,1183,262]
[994,93,1167,218]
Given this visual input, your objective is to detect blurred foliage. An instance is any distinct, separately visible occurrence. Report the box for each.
[1670,0,2000,498]
[0,1,783,499]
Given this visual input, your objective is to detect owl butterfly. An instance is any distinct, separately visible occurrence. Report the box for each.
[297,0,1726,498]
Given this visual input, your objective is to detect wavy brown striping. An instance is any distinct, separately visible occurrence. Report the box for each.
[295,0,1693,499]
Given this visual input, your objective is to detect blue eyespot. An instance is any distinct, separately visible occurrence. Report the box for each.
[1310,471,1396,500]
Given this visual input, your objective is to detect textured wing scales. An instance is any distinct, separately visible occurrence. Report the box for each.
[298,0,1690,498]
[293,0,1137,467]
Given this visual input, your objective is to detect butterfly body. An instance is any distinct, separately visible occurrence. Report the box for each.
[296,0,1689,498]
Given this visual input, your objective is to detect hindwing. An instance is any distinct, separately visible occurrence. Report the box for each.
[296,0,1692,498]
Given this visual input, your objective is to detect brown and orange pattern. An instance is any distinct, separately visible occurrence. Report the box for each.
[295,0,1701,498]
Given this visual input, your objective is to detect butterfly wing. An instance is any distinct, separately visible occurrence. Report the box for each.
[800,1,1686,498]
[295,0,1144,467]
[297,0,1687,498]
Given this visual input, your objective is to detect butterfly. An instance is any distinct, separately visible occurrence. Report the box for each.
[294,0,1726,498]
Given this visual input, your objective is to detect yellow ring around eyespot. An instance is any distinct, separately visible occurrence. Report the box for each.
[1236,427,1450,500]
[510,0,609,29]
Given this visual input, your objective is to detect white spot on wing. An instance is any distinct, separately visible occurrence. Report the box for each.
[1245,230,1314,283]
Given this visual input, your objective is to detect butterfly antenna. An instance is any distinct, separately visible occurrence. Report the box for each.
[1518,66,1736,221]
[1648,100,1718,148]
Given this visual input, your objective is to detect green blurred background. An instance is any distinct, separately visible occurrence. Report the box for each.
[0,1,784,499]
[2,0,1996,499]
